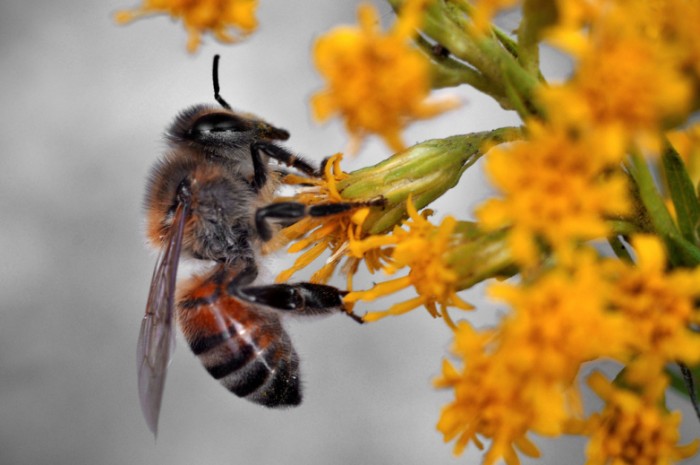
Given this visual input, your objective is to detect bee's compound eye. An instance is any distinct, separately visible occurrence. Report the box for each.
[190,113,252,135]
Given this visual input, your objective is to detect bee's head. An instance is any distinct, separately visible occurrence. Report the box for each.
[166,55,289,158]
[166,105,289,158]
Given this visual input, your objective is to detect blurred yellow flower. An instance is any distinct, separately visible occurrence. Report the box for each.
[604,235,700,364]
[543,0,695,153]
[436,252,630,464]
[476,122,631,266]
[541,38,692,153]
[311,1,459,152]
[584,371,699,465]
[115,0,258,52]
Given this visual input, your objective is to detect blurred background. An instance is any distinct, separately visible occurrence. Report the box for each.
[0,1,696,465]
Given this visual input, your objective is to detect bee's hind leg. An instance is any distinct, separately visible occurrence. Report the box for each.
[228,271,363,324]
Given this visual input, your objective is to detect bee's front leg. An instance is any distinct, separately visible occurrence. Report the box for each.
[250,141,323,187]
[254,199,384,241]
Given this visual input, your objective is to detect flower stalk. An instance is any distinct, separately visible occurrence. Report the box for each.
[338,127,522,234]
[389,0,543,115]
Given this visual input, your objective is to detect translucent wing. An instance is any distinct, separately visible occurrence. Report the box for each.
[137,202,188,437]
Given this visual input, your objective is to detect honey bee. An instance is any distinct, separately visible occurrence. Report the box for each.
[139,55,371,436]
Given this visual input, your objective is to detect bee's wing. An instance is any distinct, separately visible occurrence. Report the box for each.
[137,201,188,437]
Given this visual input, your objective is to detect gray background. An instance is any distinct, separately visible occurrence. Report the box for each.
[0,1,696,464]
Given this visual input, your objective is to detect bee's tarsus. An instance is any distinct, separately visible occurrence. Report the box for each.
[233,281,347,318]
[345,310,365,325]
[316,156,332,177]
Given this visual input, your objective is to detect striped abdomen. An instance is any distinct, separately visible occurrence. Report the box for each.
[177,268,301,407]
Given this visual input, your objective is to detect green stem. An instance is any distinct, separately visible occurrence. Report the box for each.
[389,0,544,115]
[518,0,541,75]
[627,152,678,238]
[473,35,542,117]
[518,0,558,79]
[627,151,700,266]
[449,228,518,290]
[608,219,638,236]
[338,127,523,234]
[415,35,507,103]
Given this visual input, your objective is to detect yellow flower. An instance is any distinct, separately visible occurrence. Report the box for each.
[435,323,542,465]
[604,235,700,364]
[584,371,699,465]
[661,0,700,81]
[476,122,631,266]
[311,1,459,152]
[541,41,691,152]
[543,0,694,152]
[344,197,473,324]
[114,0,258,52]
[436,251,631,464]
[489,252,630,380]
[274,131,518,289]
[270,154,384,290]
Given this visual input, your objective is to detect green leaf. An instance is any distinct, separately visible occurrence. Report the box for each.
[662,142,700,244]
[667,363,700,424]
[664,231,700,267]
[625,152,700,266]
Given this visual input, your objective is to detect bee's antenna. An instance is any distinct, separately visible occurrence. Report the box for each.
[212,55,232,110]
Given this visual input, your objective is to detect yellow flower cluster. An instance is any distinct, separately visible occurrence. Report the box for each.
[436,252,618,463]
[437,237,700,464]
[345,197,473,324]
[583,372,698,465]
[115,0,258,52]
[270,154,376,289]
[311,1,459,152]
[476,121,631,266]
[428,1,700,462]
[541,0,694,155]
